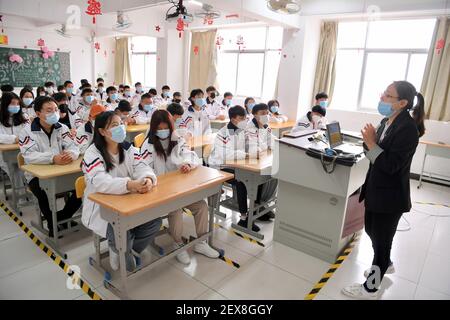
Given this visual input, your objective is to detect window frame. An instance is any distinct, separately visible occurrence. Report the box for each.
[130,37,157,88]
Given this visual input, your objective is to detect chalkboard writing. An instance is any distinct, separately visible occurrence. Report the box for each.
[0,47,70,87]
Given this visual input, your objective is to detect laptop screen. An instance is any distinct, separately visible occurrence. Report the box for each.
[327,122,343,148]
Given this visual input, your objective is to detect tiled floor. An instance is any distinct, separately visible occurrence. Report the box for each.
[0,179,449,300]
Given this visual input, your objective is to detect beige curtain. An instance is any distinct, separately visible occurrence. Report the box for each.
[188,30,218,92]
[421,17,450,121]
[312,21,338,105]
[114,37,132,85]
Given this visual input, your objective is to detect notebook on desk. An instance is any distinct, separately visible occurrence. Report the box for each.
[283,129,317,138]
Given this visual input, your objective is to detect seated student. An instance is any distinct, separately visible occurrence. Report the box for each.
[44,81,56,96]
[1,84,14,97]
[0,92,29,187]
[268,100,289,123]
[63,81,77,111]
[181,89,211,137]
[222,92,234,110]
[205,86,226,121]
[130,82,144,107]
[246,103,278,221]
[208,105,262,231]
[131,93,156,125]
[314,92,329,109]
[75,88,97,121]
[57,85,66,93]
[76,79,89,96]
[95,82,107,105]
[172,92,182,104]
[292,105,327,132]
[82,111,161,272]
[53,92,83,136]
[20,87,36,119]
[96,77,104,88]
[120,85,132,102]
[19,96,81,237]
[118,84,125,96]
[140,110,219,264]
[114,100,136,125]
[244,97,256,121]
[105,86,120,111]
[36,86,47,98]
[160,85,172,105]
[75,104,106,154]
[148,88,163,108]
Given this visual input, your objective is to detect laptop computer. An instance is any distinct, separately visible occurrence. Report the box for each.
[326,122,364,155]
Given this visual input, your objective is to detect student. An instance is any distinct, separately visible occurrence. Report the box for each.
[315,92,329,109]
[222,92,233,110]
[166,102,189,138]
[36,86,47,97]
[244,97,256,121]
[96,77,104,87]
[118,84,125,95]
[0,92,29,188]
[57,85,66,93]
[246,103,278,221]
[75,104,106,154]
[75,88,97,121]
[131,93,156,125]
[76,79,89,96]
[292,105,327,132]
[130,82,144,107]
[140,110,219,264]
[115,100,136,125]
[148,88,163,108]
[205,86,225,121]
[160,85,172,105]
[53,92,83,136]
[82,111,161,272]
[19,96,81,237]
[63,81,77,111]
[120,85,132,102]
[20,87,36,119]
[208,105,262,231]
[268,100,289,123]
[172,92,182,104]
[44,81,56,95]
[95,82,107,104]
[105,86,120,111]
[1,84,14,96]
[181,89,211,137]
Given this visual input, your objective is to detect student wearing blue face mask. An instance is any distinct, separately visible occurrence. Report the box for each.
[268,99,288,123]
[121,85,132,102]
[222,92,233,110]
[161,85,172,105]
[166,102,188,138]
[19,96,81,237]
[140,110,219,265]
[131,93,156,125]
[181,89,211,137]
[0,92,29,188]
[315,92,329,109]
[244,97,256,121]
[75,88,98,121]
[82,111,161,272]
[130,82,144,107]
[342,81,425,300]
[20,87,36,119]
[105,86,120,111]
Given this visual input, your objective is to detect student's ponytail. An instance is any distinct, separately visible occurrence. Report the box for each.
[412,92,425,138]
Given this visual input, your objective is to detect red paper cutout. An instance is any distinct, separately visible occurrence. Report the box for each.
[176,18,185,38]
[37,38,45,47]
[155,25,161,32]
[194,46,199,55]
[215,36,224,50]
[436,38,445,55]
[85,0,102,24]
[94,42,100,53]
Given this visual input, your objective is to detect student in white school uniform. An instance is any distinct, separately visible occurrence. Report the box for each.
[0,92,29,188]
[205,86,226,121]
[292,105,328,132]
[63,81,78,112]
[120,85,133,103]
[82,111,161,272]
[148,88,164,108]
[75,79,89,96]
[75,104,106,154]
[166,102,189,138]
[180,89,212,137]
[268,100,289,123]
[140,110,219,264]
[105,86,120,111]
[20,87,36,119]
[115,100,136,126]
[221,92,234,112]
[172,92,182,105]
[130,82,144,107]
[95,82,107,105]
[53,92,83,138]
[19,96,81,237]
[244,97,256,121]
[160,85,172,106]
[131,93,157,125]
[75,88,97,121]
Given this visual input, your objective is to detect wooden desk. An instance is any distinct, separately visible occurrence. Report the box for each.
[222,151,276,240]
[20,158,83,258]
[418,140,450,188]
[126,124,149,142]
[186,134,215,159]
[88,166,233,299]
[0,144,21,211]
[270,120,296,138]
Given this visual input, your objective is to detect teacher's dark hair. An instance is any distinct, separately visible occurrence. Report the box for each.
[393,81,425,138]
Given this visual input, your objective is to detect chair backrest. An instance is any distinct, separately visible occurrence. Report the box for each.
[17,153,25,168]
[134,133,145,149]
[75,176,86,199]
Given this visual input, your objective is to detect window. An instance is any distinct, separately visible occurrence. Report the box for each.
[332,19,436,111]
[216,26,283,100]
[130,36,157,88]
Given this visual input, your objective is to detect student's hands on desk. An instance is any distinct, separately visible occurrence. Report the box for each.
[180,164,192,173]
[127,178,154,194]
[53,151,74,165]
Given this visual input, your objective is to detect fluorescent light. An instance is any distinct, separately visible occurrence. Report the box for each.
[189,0,203,6]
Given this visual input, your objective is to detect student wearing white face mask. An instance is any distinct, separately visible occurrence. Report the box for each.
[268,100,289,123]
[131,93,156,125]
[292,105,327,132]
[20,87,36,119]
[181,89,212,137]
[130,82,144,107]
[140,110,219,265]
[165,102,189,139]
[95,83,107,105]
[44,81,56,96]
[105,86,120,111]
[36,86,47,98]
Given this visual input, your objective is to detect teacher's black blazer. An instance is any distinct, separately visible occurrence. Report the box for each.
[359,109,419,213]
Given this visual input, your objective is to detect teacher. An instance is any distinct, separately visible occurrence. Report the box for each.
[342,81,425,299]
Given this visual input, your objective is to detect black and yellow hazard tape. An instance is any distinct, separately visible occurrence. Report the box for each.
[304,235,360,300]
[182,235,241,269]
[182,208,265,248]
[414,201,450,208]
[0,202,102,300]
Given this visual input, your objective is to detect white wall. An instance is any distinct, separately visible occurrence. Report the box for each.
[93,37,116,86]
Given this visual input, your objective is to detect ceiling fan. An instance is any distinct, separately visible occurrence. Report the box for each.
[114,11,133,30]
[166,0,194,23]
[55,24,72,38]
[194,3,221,24]
[267,0,301,14]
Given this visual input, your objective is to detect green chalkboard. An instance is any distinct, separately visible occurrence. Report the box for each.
[0,47,70,87]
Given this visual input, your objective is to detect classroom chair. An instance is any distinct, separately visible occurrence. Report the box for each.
[134,133,145,149]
